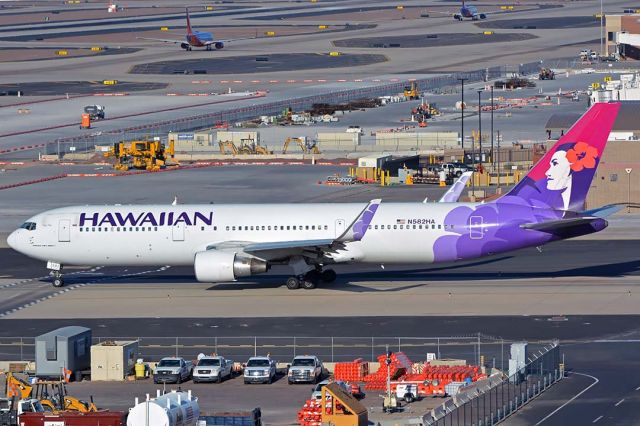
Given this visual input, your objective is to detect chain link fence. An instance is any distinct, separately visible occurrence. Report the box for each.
[424,342,562,426]
[0,334,521,364]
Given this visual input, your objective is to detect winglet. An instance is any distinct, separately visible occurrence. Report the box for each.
[337,199,381,242]
[436,171,473,203]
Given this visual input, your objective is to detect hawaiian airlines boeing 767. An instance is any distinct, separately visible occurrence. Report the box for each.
[7,103,622,289]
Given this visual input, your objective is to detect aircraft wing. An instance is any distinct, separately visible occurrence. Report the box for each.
[436,171,473,203]
[204,199,381,257]
[520,217,602,232]
[137,37,185,44]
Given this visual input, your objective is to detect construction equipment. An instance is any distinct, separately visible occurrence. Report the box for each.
[403,82,419,100]
[83,105,105,120]
[105,140,176,171]
[219,141,238,155]
[282,137,321,155]
[238,139,272,155]
[412,102,440,126]
[5,373,97,413]
[538,68,555,80]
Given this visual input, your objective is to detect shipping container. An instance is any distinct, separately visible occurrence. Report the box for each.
[19,411,126,426]
[357,155,391,169]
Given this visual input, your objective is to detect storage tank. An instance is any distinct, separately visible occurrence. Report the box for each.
[127,390,199,426]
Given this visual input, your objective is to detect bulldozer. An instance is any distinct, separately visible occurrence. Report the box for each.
[105,139,177,171]
[282,137,321,154]
[5,373,97,413]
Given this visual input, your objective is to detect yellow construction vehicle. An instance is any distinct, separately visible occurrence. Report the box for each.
[403,81,419,100]
[5,373,97,413]
[282,137,321,154]
[219,140,238,155]
[105,140,176,171]
[238,139,272,155]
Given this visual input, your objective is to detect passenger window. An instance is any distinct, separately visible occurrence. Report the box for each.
[293,226,296,230]
[419,225,422,230]
[413,225,417,230]
[374,225,378,230]
[399,225,403,230]
[232,226,236,231]
[305,225,309,230]
[438,225,442,229]
[311,225,315,230]
[250,226,254,231]
[432,225,436,229]
[214,226,217,231]
[324,225,328,230]
[287,226,290,230]
[130,227,133,231]
[79,228,83,232]
[244,226,248,231]
[393,225,397,230]
[201,226,205,231]
[141,227,145,232]
[261,226,265,231]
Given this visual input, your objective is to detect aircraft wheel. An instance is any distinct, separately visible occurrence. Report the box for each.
[321,269,337,283]
[302,280,316,290]
[53,277,64,288]
[286,277,300,290]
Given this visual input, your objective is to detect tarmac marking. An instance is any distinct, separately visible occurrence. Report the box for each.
[614,398,624,407]
[592,416,603,423]
[534,372,599,425]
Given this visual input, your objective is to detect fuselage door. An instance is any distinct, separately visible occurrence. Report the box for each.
[469,216,483,240]
[335,219,345,238]
[58,219,71,242]
[172,222,185,241]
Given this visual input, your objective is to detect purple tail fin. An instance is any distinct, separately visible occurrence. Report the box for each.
[504,102,620,212]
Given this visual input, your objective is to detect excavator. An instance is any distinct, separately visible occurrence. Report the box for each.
[219,139,272,155]
[104,140,177,171]
[282,137,321,154]
[5,373,97,413]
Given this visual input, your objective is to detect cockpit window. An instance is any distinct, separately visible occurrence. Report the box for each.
[20,222,36,231]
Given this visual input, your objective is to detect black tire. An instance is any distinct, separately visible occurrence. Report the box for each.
[302,280,316,290]
[176,376,181,384]
[216,376,221,383]
[321,269,337,283]
[286,277,300,290]
[53,278,64,288]
[405,393,414,404]
[153,379,158,384]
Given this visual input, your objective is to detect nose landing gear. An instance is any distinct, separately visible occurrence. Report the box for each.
[47,261,64,287]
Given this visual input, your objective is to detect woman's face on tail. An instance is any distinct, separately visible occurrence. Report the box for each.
[546,150,572,190]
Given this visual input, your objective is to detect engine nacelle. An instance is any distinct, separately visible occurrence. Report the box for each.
[194,250,268,282]
[214,42,224,50]
[181,42,190,50]
[479,13,487,19]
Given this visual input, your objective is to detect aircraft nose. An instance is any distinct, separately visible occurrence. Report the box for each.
[7,230,20,251]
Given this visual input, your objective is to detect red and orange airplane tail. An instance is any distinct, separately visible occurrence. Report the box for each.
[186,8,193,35]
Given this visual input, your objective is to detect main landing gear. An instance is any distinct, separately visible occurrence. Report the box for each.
[285,269,337,290]
[47,261,64,287]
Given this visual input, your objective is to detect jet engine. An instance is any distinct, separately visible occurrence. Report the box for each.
[181,43,190,50]
[194,250,268,282]
[214,42,224,49]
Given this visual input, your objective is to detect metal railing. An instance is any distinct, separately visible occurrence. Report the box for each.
[424,342,562,426]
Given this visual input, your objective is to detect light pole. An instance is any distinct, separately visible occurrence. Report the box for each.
[490,85,494,168]
[627,168,633,213]
[458,77,467,152]
[478,90,483,173]
[600,0,604,57]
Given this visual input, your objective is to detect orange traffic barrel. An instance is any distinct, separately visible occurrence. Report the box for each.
[81,113,91,128]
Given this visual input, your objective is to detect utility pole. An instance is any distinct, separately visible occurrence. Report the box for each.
[458,77,467,152]
[497,130,501,191]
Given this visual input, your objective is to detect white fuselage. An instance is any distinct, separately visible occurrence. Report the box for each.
[7,203,469,267]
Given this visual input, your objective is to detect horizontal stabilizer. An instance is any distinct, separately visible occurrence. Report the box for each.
[581,204,624,218]
[521,217,601,232]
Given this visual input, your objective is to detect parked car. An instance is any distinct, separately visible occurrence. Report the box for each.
[441,162,472,177]
[311,379,350,400]
[244,356,277,384]
[288,355,323,384]
[153,357,193,384]
[193,356,234,383]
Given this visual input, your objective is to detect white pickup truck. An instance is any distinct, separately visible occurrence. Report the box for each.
[153,357,193,384]
[287,355,323,384]
[193,356,234,383]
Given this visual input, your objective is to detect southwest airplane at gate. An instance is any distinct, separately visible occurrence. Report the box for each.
[8,103,622,290]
